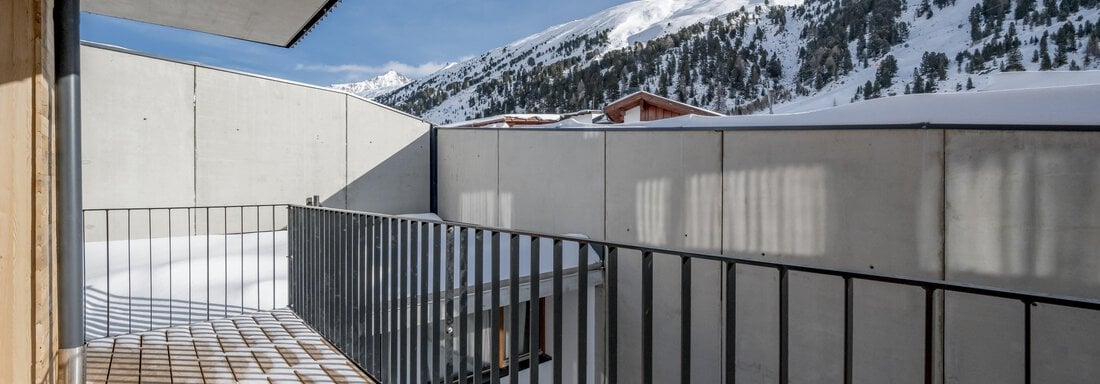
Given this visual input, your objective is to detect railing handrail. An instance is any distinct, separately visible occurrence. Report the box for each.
[83,203,289,212]
[291,204,1100,311]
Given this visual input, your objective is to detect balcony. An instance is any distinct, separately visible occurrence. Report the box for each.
[72,35,1100,384]
[81,203,1100,383]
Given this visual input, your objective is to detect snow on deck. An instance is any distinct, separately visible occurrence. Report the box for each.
[83,231,288,340]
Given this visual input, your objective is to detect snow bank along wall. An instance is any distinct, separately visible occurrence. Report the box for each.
[80,44,431,240]
[436,127,1100,384]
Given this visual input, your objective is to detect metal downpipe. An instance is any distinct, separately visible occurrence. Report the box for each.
[55,0,85,382]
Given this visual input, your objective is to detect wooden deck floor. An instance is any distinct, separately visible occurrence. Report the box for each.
[86,309,373,383]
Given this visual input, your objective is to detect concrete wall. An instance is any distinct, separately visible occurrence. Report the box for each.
[81,44,431,239]
[81,46,196,209]
[944,130,1100,383]
[436,127,1100,383]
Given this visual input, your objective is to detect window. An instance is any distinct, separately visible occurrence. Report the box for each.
[452,298,549,381]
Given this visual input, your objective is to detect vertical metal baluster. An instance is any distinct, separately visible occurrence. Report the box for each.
[167,210,173,327]
[345,211,350,344]
[445,225,456,382]
[420,221,430,383]
[344,212,351,358]
[223,208,228,318]
[307,209,313,324]
[106,211,112,336]
[321,209,327,329]
[331,210,336,340]
[508,234,521,384]
[459,227,470,382]
[340,213,349,361]
[256,207,260,314]
[366,215,373,372]
[490,232,502,384]
[318,210,325,336]
[377,216,385,375]
[301,208,306,320]
[367,212,376,365]
[128,209,133,332]
[473,229,485,384]
[411,220,421,383]
[319,207,321,327]
[400,219,410,384]
[82,212,88,341]
[924,288,934,384]
[606,247,618,384]
[239,208,244,315]
[286,207,292,314]
[271,206,276,311]
[345,213,352,357]
[322,211,329,337]
[433,223,443,383]
[149,210,154,328]
[204,207,210,322]
[358,214,367,365]
[287,207,291,314]
[1024,300,1032,384]
[365,214,373,366]
[391,218,400,384]
[578,243,590,384]
[844,277,854,384]
[382,218,391,381]
[336,211,345,354]
[186,209,191,326]
[642,251,654,384]
[335,211,340,340]
[725,262,736,384]
[681,255,692,384]
[307,208,312,322]
[529,237,541,384]
[779,267,789,384]
[553,239,563,384]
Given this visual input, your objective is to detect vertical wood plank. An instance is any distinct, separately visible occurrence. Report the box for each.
[1,0,56,381]
[34,1,58,382]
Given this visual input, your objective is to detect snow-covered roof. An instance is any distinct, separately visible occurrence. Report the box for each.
[441,113,565,128]
[537,81,1100,129]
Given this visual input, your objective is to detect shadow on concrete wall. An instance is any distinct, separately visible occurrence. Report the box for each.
[946,132,1100,298]
[321,132,430,214]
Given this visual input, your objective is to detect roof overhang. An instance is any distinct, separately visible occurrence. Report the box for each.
[82,0,341,47]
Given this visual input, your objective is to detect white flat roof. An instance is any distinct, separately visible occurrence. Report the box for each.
[82,0,339,47]
[531,73,1100,129]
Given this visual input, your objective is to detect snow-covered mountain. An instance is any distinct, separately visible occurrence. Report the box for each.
[332,70,412,99]
[376,0,1100,124]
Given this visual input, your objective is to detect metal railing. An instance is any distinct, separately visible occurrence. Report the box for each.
[81,204,289,340]
[289,205,1100,384]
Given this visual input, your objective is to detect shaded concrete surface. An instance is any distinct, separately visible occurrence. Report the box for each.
[86,309,372,383]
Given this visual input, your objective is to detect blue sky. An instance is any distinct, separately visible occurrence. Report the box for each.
[81,0,630,86]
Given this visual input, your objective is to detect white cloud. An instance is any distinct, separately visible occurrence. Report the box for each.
[295,60,450,80]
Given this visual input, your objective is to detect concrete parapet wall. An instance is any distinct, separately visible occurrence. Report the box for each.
[81,44,431,240]
[436,126,1100,383]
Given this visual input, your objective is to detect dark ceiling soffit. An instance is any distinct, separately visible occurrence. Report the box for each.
[285,0,342,48]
